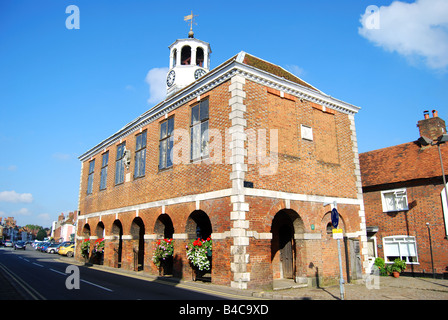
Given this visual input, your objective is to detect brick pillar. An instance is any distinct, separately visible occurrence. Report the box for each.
[229,74,250,289]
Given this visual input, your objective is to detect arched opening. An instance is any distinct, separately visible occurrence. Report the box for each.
[112,220,123,268]
[186,210,213,281]
[196,47,204,67]
[154,214,174,239]
[93,222,105,265]
[96,221,105,238]
[154,214,175,275]
[172,48,177,68]
[186,210,212,240]
[82,223,91,238]
[130,217,145,271]
[181,45,191,65]
[271,209,304,280]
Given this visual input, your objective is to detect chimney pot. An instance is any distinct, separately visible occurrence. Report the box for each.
[432,109,438,118]
[424,110,430,119]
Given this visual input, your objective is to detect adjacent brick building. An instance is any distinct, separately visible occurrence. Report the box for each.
[360,110,448,277]
[75,31,368,289]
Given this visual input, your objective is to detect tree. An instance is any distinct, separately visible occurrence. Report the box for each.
[36,229,47,241]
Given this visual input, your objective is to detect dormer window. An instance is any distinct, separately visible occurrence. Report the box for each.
[181,45,191,65]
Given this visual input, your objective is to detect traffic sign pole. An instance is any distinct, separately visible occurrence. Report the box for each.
[329,201,345,300]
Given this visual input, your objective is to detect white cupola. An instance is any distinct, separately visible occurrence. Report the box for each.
[166,25,211,97]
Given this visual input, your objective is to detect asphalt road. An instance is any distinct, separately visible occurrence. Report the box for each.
[0,246,232,300]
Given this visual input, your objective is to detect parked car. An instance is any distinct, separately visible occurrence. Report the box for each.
[37,242,50,252]
[45,243,60,254]
[4,240,13,248]
[14,241,26,250]
[58,244,75,257]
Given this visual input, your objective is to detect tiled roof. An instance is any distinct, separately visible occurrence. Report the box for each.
[241,53,320,92]
[359,141,448,187]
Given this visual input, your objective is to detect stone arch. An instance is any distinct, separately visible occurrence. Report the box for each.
[130,217,145,271]
[270,209,304,280]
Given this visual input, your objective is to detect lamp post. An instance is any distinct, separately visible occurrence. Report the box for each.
[426,222,435,278]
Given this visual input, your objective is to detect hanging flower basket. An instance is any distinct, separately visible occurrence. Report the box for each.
[93,238,105,254]
[186,237,212,272]
[80,239,90,260]
[152,239,174,274]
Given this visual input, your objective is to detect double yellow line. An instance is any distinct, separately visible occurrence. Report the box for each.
[0,263,46,300]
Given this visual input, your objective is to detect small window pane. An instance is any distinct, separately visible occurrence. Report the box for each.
[160,121,167,139]
[200,99,209,121]
[201,120,209,157]
[191,105,199,125]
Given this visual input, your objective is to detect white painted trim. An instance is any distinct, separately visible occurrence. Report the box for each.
[78,187,362,221]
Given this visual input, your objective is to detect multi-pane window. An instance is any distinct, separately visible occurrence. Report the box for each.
[159,117,174,170]
[383,236,418,264]
[190,99,209,161]
[115,142,126,185]
[134,131,147,178]
[381,188,409,212]
[87,160,95,195]
[99,151,109,190]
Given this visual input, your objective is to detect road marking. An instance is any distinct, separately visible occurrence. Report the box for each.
[50,268,66,275]
[0,263,46,300]
[49,268,114,292]
[80,279,113,292]
[33,262,44,267]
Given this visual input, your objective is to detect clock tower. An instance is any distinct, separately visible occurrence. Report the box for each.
[166,16,211,97]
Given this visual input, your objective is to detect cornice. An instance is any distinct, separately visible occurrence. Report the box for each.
[78,56,360,162]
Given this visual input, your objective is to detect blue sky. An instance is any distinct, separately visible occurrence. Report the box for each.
[1,0,447,227]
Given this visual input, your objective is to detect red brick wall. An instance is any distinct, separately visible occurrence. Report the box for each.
[363,179,448,275]
[76,76,364,288]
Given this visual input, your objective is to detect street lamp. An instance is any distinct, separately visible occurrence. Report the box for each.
[426,222,435,278]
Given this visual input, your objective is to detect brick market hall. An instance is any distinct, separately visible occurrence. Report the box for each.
[75,18,369,290]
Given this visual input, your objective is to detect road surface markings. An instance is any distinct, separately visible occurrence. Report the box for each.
[32,262,44,267]
[80,279,113,292]
[0,262,46,300]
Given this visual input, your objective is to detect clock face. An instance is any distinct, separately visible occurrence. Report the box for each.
[166,70,175,87]
[194,68,206,80]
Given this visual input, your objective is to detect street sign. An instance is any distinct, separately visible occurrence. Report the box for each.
[331,208,339,228]
[332,228,343,239]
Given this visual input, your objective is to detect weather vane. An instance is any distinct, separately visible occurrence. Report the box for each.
[184,11,198,38]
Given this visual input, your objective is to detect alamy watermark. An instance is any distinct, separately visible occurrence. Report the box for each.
[66,5,80,30]
[363,5,380,30]
[65,265,80,289]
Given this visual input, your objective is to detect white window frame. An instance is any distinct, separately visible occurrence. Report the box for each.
[380,188,409,212]
[382,235,419,264]
[300,124,313,141]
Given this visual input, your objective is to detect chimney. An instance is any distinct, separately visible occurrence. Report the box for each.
[417,109,446,141]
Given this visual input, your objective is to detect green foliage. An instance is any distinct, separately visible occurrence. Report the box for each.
[387,258,407,274]
[374,257,388,276]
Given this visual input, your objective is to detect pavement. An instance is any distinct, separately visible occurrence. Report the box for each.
[2,255,448,300]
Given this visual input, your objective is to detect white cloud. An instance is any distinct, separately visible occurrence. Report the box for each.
[13,208,31,216]
[359,0,448,71]
[286,64,305,77]
[0,190,33,203]
[145,67,169,104]
[37,213,51,222]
